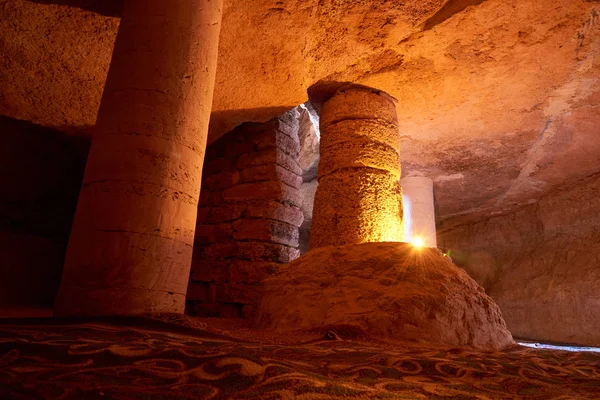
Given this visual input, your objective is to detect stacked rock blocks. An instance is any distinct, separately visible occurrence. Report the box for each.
[187,112,303,318]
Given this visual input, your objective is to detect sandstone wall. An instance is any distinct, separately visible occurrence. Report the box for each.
[0,116,88,308]
[187,112,303,318]
[438,173,600,346]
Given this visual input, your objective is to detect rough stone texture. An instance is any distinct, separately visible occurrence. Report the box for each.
[2,1,599,221]
[310,87,403,249]
[297,102,320,254]
[439,173,600,346]
[188,112,303,318]
[2,0,600,341]
[297,103,320,180]
[0,116,88,307]
[54,0,223,316]
[257,242,514,350]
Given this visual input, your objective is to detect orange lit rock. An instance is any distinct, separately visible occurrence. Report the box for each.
[188,114,303,317]
[298,104,320,176]
[257,242,514,350]
[236,148,303,176]
[241,165,303,189]
[2,1,597,221]
[54,0,223,316]
[310,87,403,249]
[246,201,304,228]
[232,219,299,248]
[222,181,302,208]
[252,130,301,157]
[236,242,300,264]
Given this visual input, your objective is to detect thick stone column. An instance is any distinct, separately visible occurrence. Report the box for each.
[310,87,403,249]
[401,176,437,248]
[54,0,223,316]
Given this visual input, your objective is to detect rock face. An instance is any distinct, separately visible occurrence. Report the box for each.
[297,103,320,254]
[439,173,600,347]
[297,103,320,180]
[257,242,514,350]
[1,0,599,337]
[1,1,599,221]
[298,179,318,255]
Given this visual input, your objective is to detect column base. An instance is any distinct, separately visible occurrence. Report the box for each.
[54,286,185,317]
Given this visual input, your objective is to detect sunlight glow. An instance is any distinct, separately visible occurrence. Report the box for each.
[411,236,424,249]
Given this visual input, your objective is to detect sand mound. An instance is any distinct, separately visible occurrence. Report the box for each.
[256,242,514,350]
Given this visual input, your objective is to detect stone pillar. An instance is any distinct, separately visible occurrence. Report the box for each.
[310,87,403,249]
[54,0,223,316]
[401,176,437,248]
[188,112,303,318]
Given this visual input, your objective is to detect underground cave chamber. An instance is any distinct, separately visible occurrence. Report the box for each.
[1,0,599,398]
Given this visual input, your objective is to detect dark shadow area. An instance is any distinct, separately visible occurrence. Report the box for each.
[307,80,357,108]
[0,116,89,308]
[208,106,299,144]
[422,0,488,31]
[26,0,124,17]
[307,81,401,110]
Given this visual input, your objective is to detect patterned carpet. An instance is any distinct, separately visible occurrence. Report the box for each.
[0,319,599,399]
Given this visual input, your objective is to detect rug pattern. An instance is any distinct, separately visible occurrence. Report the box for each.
[0,322,599,399]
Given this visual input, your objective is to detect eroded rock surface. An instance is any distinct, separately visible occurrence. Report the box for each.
[310,87,404,248]
[439,173,600,346]
[297,103,320,180]
[257,242,514,350]
[2,1,599,220]
[297,102,320,254]
[189,111,303,318]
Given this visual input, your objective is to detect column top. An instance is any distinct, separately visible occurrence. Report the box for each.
[401,176,434,189]
[308,82,399,106]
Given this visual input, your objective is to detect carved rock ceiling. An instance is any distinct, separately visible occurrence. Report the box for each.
[1,0,599,221]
